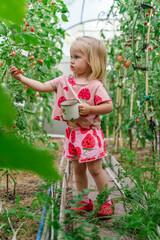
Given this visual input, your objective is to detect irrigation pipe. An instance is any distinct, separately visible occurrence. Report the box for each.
[36,136,65,239]
[41,183,59,240]
[50,184,55,240]
[58,155,70,240]
[40,210,50,240]
[36,188,51,240]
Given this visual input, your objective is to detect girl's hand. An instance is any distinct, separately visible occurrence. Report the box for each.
[10,66,23,81]
[79,102,91,116]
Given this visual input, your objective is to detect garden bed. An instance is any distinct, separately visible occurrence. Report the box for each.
[0,171,41,239]
[106,139,152,165]
[0,138,64,240]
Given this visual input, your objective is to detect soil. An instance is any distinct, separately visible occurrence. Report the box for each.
[0,137,155,239]
[0,138,64,240]
[0,171,41,240]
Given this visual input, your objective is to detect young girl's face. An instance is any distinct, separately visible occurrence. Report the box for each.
[70,48,92,78]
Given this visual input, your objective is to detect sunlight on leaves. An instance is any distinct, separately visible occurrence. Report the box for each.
[0,134,61,181]
[0,85,15,127]
[0,0,27,24]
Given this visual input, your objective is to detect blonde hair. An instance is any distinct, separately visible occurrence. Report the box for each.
[70,36,106,83]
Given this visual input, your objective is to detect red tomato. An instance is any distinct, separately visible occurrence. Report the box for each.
[136,119,140,123]
[117,55,122,61]
[38,59,43,64]
[11,51,16,56]
[19,69,24,74]
[31,27,35,32]
[23,27,27,31]
[125,61,131,68]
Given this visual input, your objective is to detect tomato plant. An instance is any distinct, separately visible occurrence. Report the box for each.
[101,0,160,152]
[0,0,68,144]
[0,0,68,180]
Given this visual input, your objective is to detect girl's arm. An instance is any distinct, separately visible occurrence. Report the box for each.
[10,66,53,92]
[79,101,113,116]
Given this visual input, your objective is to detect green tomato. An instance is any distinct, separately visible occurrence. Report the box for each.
[118,50,123,55]
[114,62,121,70]
[137,70,143,76]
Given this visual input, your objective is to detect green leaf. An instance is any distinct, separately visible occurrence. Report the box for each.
[41,22,45,27]
[145,129,154,142]
[0,85,15,127]
[0,22,8,36]
[61,14,68,22]
[61,7,68,14]
[115,124,121,134]
[24,110,35,114]
[15,35,23,44]
[138,137,146,148]
[0,134,61,181]
[0,0,28,24]
[152,17,159,27]
[42,0,48,5]
[48,142,59,150]
[128,119,135,129]
[137,24,144,34]
[22,33,40,45]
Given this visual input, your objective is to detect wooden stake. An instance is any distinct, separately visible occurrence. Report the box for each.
[114,72,120,152]
[6,173,9,193]
[129,82,135,149]
[122,68,126,110]
[159,129,160,156]
[106,39,111,142]
[119,67,123,147]
[146,0,154,120]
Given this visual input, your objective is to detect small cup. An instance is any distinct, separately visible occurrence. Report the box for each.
[60,99,80,121]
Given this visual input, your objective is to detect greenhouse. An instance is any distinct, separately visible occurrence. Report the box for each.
[0,0,159,239]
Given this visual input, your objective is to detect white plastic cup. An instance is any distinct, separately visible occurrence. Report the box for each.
[60,99,80,121]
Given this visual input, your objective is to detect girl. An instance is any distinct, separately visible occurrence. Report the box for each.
[10,36,114,217]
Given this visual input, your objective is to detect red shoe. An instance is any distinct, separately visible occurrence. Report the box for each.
[95,201,114,218]
[70,199,93,215]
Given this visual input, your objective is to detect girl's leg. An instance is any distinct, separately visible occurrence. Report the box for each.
[71,160,88,192]
[70,160,93,213]
[87,159,114,217]
[87,159,108,192]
